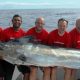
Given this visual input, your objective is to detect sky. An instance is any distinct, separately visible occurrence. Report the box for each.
[0,0,80,9]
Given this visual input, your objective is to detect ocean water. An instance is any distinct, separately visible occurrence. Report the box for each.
[0,8,80,32]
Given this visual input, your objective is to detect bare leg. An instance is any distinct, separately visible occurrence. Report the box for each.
[43,67,51,80]
[0,77,4,80]
[29,66,37,80]
[51,67,57,80]
[23,73,30,80]
[71,69,76,80]
[64,68,72,80]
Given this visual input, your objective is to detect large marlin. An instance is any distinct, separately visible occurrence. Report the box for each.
[0,36,80,69]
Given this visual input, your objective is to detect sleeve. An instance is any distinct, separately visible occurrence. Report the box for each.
[0,29,10,42]
[25,29,33,36]
[66,33,71,48]
[69,30,76,48]
[41,30,49,45]
[0,30,6,42]
[47,32,54,46]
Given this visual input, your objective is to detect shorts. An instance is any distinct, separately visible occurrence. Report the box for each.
[1,60,15,80]
[17,65,30,74]
[0,62,4,77]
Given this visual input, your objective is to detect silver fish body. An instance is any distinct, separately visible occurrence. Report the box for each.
[0,37,80,69]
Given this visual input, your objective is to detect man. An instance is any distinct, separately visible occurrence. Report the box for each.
[70,19,80,80]
[1,14,30,80]
[43,18,71,80]
[70,19,80,49]
[26,17,48,44]
[18,17,48,80]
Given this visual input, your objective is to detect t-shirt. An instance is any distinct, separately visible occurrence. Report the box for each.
[1,27,25,42]
[48,29,71,47]
[69,28,80,49]
[25,27,48,44]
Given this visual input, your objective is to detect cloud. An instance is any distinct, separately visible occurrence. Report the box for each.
[0,2,54,6]
[0,1,80,9]
[0,2,56,9]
